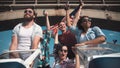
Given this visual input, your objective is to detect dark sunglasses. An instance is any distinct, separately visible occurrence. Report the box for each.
[60,49,68,53]
[24,10,33,14]
[82,18,91,22]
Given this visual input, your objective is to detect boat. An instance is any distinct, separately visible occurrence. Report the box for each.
[0,0,120,68]
[0,49,41,68]
[88,53,120,68]
[77,43,120,68]
[0,41,120,68]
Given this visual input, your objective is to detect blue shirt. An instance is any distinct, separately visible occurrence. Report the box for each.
[69,26,106,62]
[69,26,106,43]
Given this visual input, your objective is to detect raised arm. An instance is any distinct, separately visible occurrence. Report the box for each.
[65,1,72,27]
[72,2,84,26]
[66,2,84,27]
[43,10,51,30]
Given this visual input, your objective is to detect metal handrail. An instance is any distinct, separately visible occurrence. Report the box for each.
[0,0,120,4]
[1,4,120,7]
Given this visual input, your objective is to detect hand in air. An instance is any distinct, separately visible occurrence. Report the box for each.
[43,10,48,16]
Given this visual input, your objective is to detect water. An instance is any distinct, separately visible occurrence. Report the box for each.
[102,30,120,44]
[0,27,120,67]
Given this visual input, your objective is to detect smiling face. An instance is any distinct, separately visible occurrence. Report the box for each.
[59,22,67,31]
[58,46,68,60]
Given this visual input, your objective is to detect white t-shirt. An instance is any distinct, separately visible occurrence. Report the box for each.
[18,26,33,50]
[17,26,34,60]
[12,23,43,60]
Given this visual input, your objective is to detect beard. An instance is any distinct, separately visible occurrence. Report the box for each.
[22,14,34,26]
[24,14,34,22]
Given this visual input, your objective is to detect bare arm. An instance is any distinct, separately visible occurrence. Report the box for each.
[84,36,106,45]
[75,54,80,68]
[32,36,41,49]
[75,36,106,46]
[72,2,84,26]
[9,35,20,58]
[54,29,59,44]
[72,47,80,68]
[66,2,84,27]
[66,5,71,27]
[43,10,51,30]
[9,36,18,50]
[65,1,72,27]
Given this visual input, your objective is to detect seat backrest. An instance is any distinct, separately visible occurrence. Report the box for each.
[89,57,120,68]
[0,62,26,68]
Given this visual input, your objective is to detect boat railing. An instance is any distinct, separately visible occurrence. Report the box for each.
[0,49,41,68]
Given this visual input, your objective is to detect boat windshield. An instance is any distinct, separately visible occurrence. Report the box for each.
[0,49,39,60]
[77,43,120,68]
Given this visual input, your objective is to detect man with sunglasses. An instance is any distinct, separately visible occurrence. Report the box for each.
[9,8,43,67]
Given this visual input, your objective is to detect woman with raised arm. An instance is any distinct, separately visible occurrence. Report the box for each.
[58,3,82,59]
[57,2,84,60]
[53,28,80,68]
[37,10,51,68]
[66,1,106,57]
[66,2,106,68]
[66,1,106,47]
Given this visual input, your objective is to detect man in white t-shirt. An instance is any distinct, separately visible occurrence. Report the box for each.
[9,8,43,60]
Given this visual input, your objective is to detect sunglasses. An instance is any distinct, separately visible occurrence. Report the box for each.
[82,18,91,22]
[24,10,33,14]
[60,49,68,53]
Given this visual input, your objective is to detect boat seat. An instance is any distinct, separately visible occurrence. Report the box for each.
[0,62,26,68]
[89,57,120,68]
